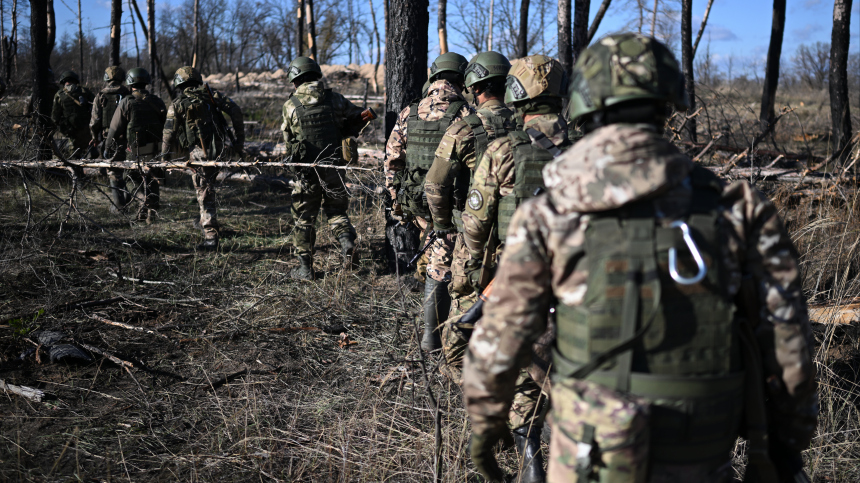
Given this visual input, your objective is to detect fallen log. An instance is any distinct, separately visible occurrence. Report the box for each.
[808,302,860,325]
[0,379,46,402]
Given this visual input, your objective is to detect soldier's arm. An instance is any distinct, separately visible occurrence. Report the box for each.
[216,93,245,144]
[383,106,411,198]
[161,104,178,156]
[728,181,818,452]
[463,199,553,435]
[280,99,298,145]
[335,93,370,137]
[104,98,129,151]
[425,122,473,232]
[462,140,507,258]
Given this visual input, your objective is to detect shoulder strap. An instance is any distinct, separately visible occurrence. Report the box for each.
[289,95,306,117]
[407,101,420,123]
[525,127,563,158]
[441,100,467,124]
[507,130,531,147]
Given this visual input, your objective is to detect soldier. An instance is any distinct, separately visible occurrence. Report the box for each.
[384,52,474,351]
[423,51,515,375]
[90,66,132,211]
[281,56,374,280]
[104,68,167,222]
[161,66,244,250]
[463,34,818,483]
[52,70,95,158]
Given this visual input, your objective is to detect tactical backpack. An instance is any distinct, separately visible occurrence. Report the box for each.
[497,128,569,240]
[176,88,222,159]
[397,99,467,218]
[552,165,744,468]
[127,91,165,152]
[100,88,128,135]
[289,91,343,166]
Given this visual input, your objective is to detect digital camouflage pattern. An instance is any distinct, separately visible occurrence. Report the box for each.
[462,123,818,481]
[461,113,568,258]
[281,80,369,256]
[52,83,95,155]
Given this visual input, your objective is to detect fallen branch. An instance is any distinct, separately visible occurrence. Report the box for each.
[678,141,825,163]
[0,159,376,171]
[88,314,171,340]
[1,379,46,402]
[692,133,723,162]
[109,271,176,285]
[720,148,750,175]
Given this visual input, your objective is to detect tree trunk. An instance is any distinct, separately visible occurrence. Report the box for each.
[11,0,17,80]
[487,0,494,51]
[297,0,304,57]
[558,0,572,76]
[30,0,54,160]
[110,0,121,66]
[46,0,55,51]
[438,0,447,54]
[757,0,785,143]
[147,0,156,92]
[830,0,853,163]
[572,0,589,63]
[587,0,611,43]
[517,0,530,59]
[77,0,84,79]
[128,0,140,66]
[1,0,5,79]
[385,0,428,139]
[650,0,658,37]
[192,0,199,67]
[306,0,317,60]
[369,0,381,93]
[680,0,696,142]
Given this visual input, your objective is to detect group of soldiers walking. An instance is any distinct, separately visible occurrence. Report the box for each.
[45,32,817,482]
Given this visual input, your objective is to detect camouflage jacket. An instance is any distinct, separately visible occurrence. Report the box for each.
[383,79,474,196]
[89,83,131,139]
[462,124,818,451]
[280,80,368,145]
[105,89,167,151]
[51,84,95,136]
[461,113,568,258]
[161,85,244,156]
[425,98,515,232]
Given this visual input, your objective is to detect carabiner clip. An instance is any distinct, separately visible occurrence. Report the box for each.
[668,221,707,285]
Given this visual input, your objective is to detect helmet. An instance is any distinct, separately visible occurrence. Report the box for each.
[104,66,125,83]
[504,55,567,104]
[429,52,468,82]
[568,33,689,123]
[173,66,203,89]
[465,51,511,89]
[58,70,80,84]
[126,67,152,87]
[287,56,323,83]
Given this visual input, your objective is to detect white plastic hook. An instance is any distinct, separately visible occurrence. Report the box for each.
[668,221,707,285]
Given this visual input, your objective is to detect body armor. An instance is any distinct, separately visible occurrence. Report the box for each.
[289,91,343,164]
[127,91,165,151]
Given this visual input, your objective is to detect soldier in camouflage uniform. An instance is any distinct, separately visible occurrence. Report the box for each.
[384,52,474,351]
[52,70,95,159]
[161,66,244,250]
[464,34,818,483]
[90,66,132,211]
[423,51,514,377]
[281,56,373,280]
[104,68,167,222]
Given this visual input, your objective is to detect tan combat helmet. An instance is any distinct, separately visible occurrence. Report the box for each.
[103,66,125,84]
[504,55,567,105]
[568,33,688,124]
[173,66,203,89]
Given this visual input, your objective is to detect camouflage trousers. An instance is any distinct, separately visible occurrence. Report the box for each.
[192,166,220,237]
[110,145,162,213]
[548,378,733,483]
[291,167,354,257]
[426,231,455,283]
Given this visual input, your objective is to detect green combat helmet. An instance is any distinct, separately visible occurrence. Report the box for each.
[287,56,323,83]
[103,66,125,83]
[568,33,688,124]
[126,68,152,88]
[58,70,80,85]
[429,52,468,82]
[464,51,511,89]
[173,66,203,89]
[504,55,567,104]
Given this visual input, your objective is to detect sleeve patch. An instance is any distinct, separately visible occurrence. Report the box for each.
[468,189,483,210]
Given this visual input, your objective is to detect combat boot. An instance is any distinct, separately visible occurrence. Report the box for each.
[197,229,219,251]
[421,278,450,351]
[291,255,314,280]
[512,425,546,483]
[338,232,357,269]
[108,178,128,213]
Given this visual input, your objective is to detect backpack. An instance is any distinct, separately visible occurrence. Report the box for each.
[176,87,223,159]
[127,91,165,150]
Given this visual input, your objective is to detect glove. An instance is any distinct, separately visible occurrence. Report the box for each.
[470,430,507,482]
[464,256,483,292]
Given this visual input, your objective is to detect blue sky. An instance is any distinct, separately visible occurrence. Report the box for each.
[43,0,850,70]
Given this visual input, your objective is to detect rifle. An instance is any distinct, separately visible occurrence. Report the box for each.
[203,83,238,150]
[408,230,437,268]
[455,279,495,332]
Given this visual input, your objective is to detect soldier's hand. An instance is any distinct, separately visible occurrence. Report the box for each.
[360,108,377,122]
[434,227,457,242]
[464,257,483,292]
[470,430,507,482]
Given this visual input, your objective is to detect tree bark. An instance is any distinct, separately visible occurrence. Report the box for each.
[830,0,853,162]
[369,0,381,93]
[192,0,199,67]
[297,0,304,56]
[128,0,140,66]
[30,0,54,160]
[10,0,16,80]
[1,0,5,79]
[558,0,572,76]
[110,0,121,66]
[385,0,428,140]
[438,0,447,54]
[146,0,156,92]
[692,0,715,58]
[517,0,530,59]
[650,0,658,37]
[680,0,696,142]
[46,0,55,51]
[757,0,785,143]
[587,0,611,43]
[487,0,494,51]
[306,0,317,60]
[572,0,589,63]
[77,0,84,80]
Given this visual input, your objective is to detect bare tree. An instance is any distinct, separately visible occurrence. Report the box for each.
[692,0,714,57]
[438,0,448,54]
[192,0,200,67]
[128,0,141,66]
[77,0,83,78]
[306,0,317,60]
[830,0,853,162]
[572,0,588,63]
[147,0,156,91]
[385,0,428,138]
[680,0,695,142]
[30,0,54,160]
[558,0,571,75]
[369,0,381,92]
[297,0,304,56]
[649,0,657,36]
[110,0,121,66]
[757,0,785,142]
[488,0,494,50]
[47,0,56,51]
[517,0,529,58]
[587,0,612,43]
[793,43,830,89]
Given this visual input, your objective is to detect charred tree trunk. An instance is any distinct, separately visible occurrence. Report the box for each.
[369,0,381,93]
[830,0,853,163]
[587,0,611,43]
[128,0,140,66]
[517,0,530,58]
[680,0,696,142]
[572,0,589,63]
[191,0,199,67]
[110,0,121,66]
[438,0,447,54]
[77,0,84,79]
[297,0,304,56]
[558,0,572,76]
[30,0,54,160]
[757,0,785,144]
[306,0,317,60]
[146,0,156,93]
[10,0,17,80]
[46,0,55,51]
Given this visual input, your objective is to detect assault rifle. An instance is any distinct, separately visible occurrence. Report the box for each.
[203,83,239,151]
[408,230,437,268]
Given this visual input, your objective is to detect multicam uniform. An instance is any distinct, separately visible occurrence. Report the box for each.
[280,80,368,257]
[52,83,95,156]
[463,124,818,482]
